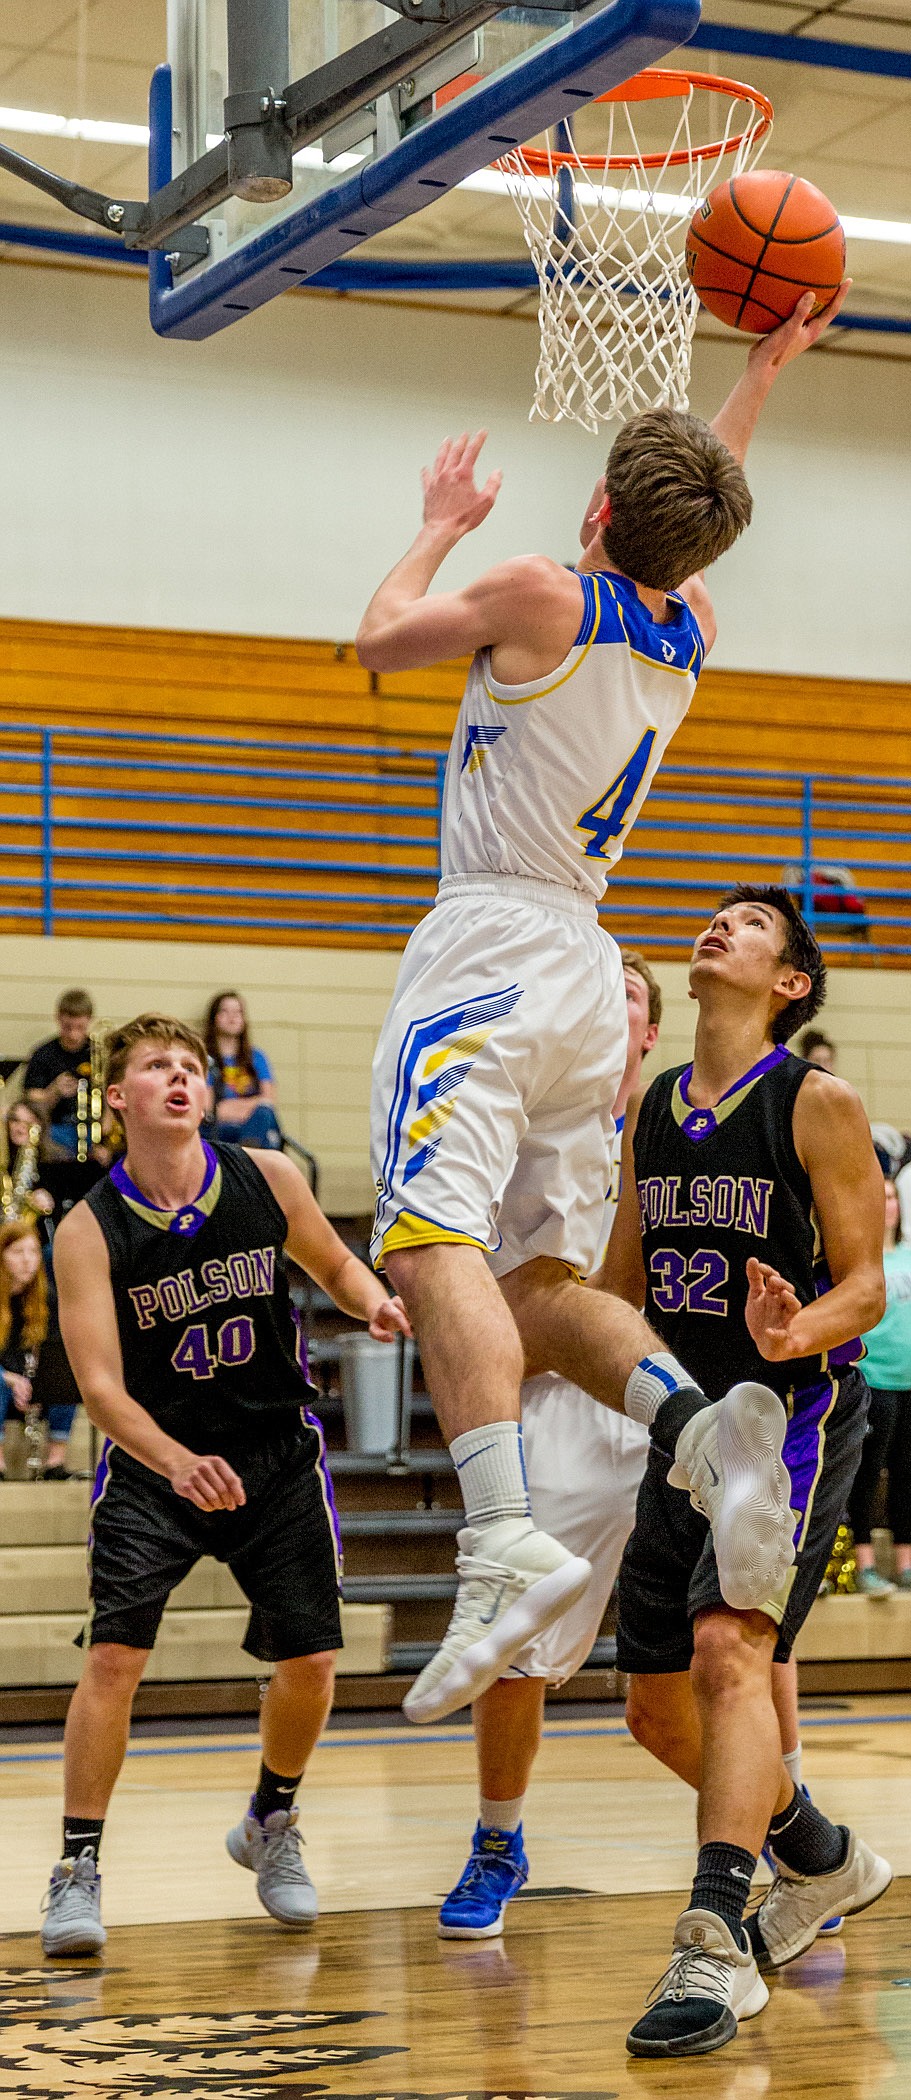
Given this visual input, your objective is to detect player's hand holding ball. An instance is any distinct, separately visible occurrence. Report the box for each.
[369,1295,413,1344]
[169,1450,247,1511]
[686,169,851,351]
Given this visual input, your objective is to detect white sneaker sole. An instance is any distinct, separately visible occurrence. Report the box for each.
[403,1553,592,1724]
[437,1913,506,1940]
[713,1383,794,1611]
[41,1920,106,1957]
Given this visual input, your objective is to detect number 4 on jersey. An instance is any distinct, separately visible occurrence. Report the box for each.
[172,1317,255,1380]
[576,726,657,860]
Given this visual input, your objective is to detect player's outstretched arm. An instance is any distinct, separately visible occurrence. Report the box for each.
[53,1206,246,1511]
[252,1150,412,1341]
[589,1092,648,1307]
[710,279,852,466]
[745,1073,885,1362]
[356,431,567,672]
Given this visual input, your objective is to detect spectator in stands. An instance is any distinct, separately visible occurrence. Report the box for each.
[848,1177,911,1596]
[3,1100,61,1233]
[797,1027,837,1072]
[23,990,106,1161]
[204,991,283,1149]
[0,1221,49,1479]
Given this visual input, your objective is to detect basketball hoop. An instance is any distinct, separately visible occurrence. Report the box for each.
[498,70,773,430]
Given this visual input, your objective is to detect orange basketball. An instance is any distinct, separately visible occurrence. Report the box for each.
[685,170,845,334]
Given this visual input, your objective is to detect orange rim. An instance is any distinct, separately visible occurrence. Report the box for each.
[504,68,774,176]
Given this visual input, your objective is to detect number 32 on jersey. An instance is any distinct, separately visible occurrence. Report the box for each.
[576,727,657,861]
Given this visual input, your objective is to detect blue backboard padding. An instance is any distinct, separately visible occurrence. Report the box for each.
[148,0,700,339]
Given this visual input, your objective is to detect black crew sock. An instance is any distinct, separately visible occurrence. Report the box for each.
[766,1787,848,1876]
[689,1841,757,1940]
[652,1385,708,1459]
[62,1816,104,1864]
[251,1761,303,1824]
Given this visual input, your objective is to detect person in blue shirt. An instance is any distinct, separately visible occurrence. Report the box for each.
[204,991,281,1150]
[848,1176,911,1596]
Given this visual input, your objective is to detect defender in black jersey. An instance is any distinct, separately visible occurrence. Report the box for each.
[40,1012,411,1959]
[601,886,891,2059]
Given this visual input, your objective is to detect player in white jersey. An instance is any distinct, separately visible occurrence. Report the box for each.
[437,949,660,1938]
[357,291,849,1728]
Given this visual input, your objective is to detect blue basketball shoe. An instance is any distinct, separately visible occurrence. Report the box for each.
[438,1823,528,1939]
[761,1786,844,1936]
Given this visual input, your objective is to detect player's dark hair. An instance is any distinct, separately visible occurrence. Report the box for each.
[601,408,752,590]
[620,947,662,1028]
[716,883,827,1044]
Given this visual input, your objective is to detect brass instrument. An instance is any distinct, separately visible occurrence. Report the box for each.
[76,1025,108,1164]
[22,1346,43,1482]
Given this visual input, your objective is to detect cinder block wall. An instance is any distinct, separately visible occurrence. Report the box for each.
[0,935,907,1214]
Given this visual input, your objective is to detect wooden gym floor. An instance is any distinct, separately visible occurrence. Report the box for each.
[1,1694,911,2096]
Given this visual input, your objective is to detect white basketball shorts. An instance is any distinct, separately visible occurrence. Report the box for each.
[370,874,627,1277]
[507,1375,649,1684]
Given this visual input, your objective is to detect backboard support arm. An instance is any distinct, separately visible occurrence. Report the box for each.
[0,0,595,260]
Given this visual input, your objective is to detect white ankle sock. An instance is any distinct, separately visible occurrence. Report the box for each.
[449,1422,532,1528]
[783,1743,803,1789]
[479,1794,524,1833]
[624,1352,697,1427]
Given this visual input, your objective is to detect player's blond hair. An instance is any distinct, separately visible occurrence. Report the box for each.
[104,1013,208,1092]
[602,408,752,590]
[620,948,662,1028]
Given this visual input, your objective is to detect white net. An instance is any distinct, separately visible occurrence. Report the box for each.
[500,72,772,430]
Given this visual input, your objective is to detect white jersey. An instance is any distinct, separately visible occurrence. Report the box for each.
[441,568,704,900]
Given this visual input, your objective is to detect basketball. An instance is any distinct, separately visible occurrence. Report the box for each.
[685,170,846,333]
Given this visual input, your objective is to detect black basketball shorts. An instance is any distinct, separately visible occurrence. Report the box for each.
[83,1418,343,1661]
[616,1368,869,1673]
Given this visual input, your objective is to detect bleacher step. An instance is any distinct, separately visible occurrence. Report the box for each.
[0,1480,91,1546]
[0,1602,389,1685]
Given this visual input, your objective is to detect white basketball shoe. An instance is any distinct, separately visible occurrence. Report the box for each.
[403,1518,591,1725]
[668,1381,795,1610]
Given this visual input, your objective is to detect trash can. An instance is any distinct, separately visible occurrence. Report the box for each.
[337,1333,414,1456]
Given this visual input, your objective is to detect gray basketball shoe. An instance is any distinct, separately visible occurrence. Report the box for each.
[40,1848,107,1956]
[745,1830,892,1969]
[226,1804,318,1926]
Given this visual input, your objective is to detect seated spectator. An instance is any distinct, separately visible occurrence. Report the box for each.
[0,1220,49,1479]
[848,1177,911,1595]
[23,990,108,1164]
[797,1027,837,1072]
[204,990,282,1149]
[3,1100,61,1235]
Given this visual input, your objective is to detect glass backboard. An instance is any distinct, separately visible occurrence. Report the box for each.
[153,0,701,337]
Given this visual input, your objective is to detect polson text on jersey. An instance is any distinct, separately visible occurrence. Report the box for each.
[638,1175,773,1237]
[128,1247,276,1329]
